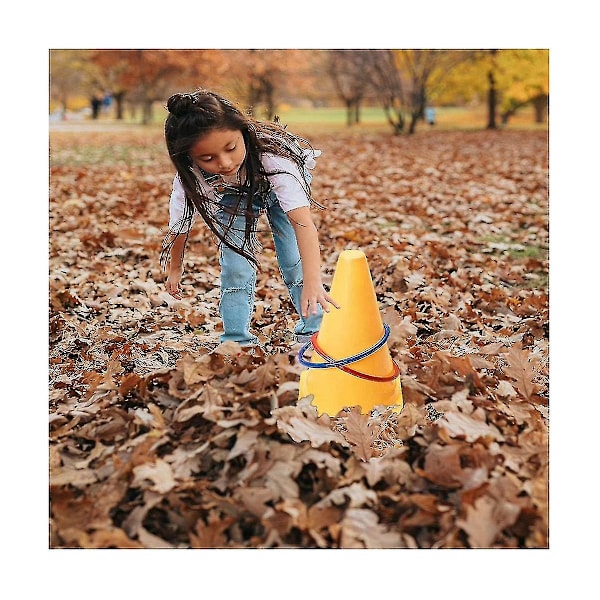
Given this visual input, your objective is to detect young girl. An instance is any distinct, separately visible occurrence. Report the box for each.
[162,89,338,347]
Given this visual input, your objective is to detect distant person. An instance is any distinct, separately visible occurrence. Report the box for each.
[162,89,339,347]
[102,92,113,114]
[91,95,102,119]
[425,106,436,126]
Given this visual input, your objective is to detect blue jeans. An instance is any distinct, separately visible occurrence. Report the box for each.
[216,191,322,345]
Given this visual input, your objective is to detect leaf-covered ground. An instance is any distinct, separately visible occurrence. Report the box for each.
[49,124,548,549]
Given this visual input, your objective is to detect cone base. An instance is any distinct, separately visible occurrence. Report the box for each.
[299,369,403,416]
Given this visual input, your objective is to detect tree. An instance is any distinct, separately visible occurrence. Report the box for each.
[362,50,406,134]
[393,50,470,134]
[487,50,499,129]
[89,50,228,124]
[498,50,549,124]
[438,49,549,127]
[326,50,373,126]
[49,50,101,118]
[221,49,325,120]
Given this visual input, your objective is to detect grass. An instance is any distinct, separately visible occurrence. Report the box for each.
[480,234,548,258]
[56,103,546,135]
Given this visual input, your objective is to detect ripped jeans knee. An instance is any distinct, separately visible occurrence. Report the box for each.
[218,245,258,345]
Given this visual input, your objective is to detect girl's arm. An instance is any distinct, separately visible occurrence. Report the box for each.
[286,206,339,317]
[166,234,187,299]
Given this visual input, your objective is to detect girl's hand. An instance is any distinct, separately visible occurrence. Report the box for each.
[166,265,184,299]
[301,283,340,318]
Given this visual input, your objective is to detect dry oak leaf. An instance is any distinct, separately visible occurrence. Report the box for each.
[50,466,97,488]
[51,479,128,532]
[340,508,403,549]
[118,372,143,397]
[166,441,210,480]
[60,527,143,549]
[381,307,418,346]
[317,482,378,509]
[496,379,518,398]
[360,447,412,487]
[132,458,177,494]
[174,384,225,423]
[272,396,347,448]
[245,360,280,392]
[434,351,485,390]
[137,527,175,549]
[394,402,426,439]
[298,447,343,478]
[234,487,275,519]
[178,352,214,385]
[457,494,521,548]
[121,490,164,539]
[337,406,381,462]
[190,510,236,549]
[264,458,301,499]
[417,443,464,489]
[503,342,540,401]
[439,411,503,443]
[227,428,260,461]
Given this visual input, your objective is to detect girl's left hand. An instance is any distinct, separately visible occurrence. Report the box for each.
[301,284,340,318]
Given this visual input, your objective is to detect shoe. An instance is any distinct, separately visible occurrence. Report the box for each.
[295,333,316,345]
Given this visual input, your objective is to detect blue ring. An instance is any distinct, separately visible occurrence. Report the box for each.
[298,324,391,369]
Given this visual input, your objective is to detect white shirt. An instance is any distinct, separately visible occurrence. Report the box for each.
[168,150,320,233]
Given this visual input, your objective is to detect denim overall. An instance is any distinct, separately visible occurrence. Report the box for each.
[215,187,322,346]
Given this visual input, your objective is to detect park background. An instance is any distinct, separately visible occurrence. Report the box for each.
[49,47,551,545]
[20,2,599,597]
[50,49,548,133]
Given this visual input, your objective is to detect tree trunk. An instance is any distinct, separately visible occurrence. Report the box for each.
[345,100,353,126]
[533,94,549,123]
[383,104,403,135]
[408,111,419,135]
[141,99,153,125]
[113,91,125,120]
[487,69,497,129]
[263,79,275,121]
[60,94,68,120]
[247,81,262,116]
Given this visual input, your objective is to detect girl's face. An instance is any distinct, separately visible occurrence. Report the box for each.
[189,128,246,176]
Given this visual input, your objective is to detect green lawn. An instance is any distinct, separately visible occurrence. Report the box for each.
[52,103,547,137]
[146,103,546,133]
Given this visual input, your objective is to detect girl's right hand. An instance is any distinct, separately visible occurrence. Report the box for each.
[166,266,183,299]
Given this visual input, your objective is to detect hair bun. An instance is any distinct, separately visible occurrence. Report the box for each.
[167,93,196,117]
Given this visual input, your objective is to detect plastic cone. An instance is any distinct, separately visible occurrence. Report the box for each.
[299,249,403,416]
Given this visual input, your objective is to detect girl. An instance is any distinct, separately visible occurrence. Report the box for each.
[162,89,338,347]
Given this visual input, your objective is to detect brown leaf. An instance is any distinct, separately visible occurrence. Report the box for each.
[340,508,403,548]
[337,406,380,461]
[118,372,143,397]
[272,397,347,448]
[417,443,463,488]
[235,487,275,519]
[439,411,504,443]
[503,342,540,400]
[178,352,214,385]
[190,510,236,548]
[132,459,176,493]
[457,494,521,548]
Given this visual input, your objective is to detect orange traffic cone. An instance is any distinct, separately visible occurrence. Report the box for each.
[298,249,403,416]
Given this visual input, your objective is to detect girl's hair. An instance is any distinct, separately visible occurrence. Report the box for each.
[161,88,321,269]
